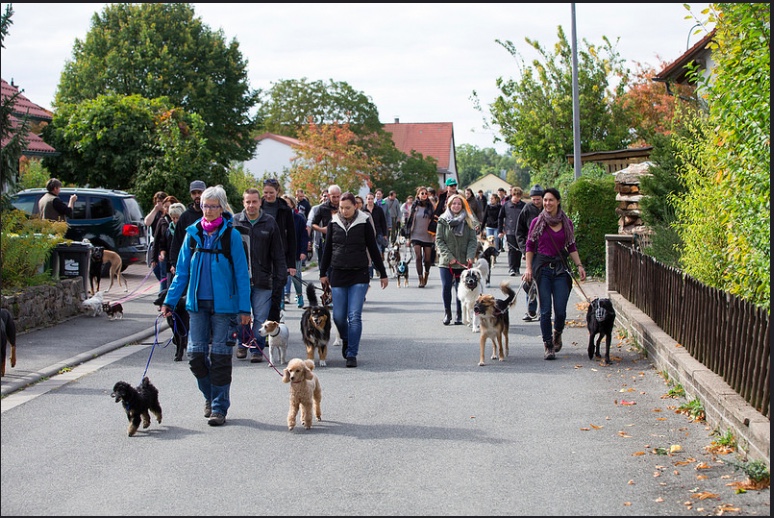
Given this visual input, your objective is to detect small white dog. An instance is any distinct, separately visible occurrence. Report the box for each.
[259,320,290,365]
[282,358,322,431]
[81,291,104,317]
[458,267,484,332]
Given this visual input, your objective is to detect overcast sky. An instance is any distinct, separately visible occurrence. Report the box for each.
[1,3,712,153]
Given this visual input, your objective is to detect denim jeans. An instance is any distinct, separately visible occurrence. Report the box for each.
[537,265,572,344]
[235,287,272,353]
[284,259,303,297]
[331,283,369,358]
[485,226,500,250]
[439,266,462,315]
[188,299,234,415]
[153,259,168,293]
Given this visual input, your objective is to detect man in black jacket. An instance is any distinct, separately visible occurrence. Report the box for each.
[515,184,544,321]
[498,186,526,276]
[169,180,206,275]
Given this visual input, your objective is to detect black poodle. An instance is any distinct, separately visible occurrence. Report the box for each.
[111,377,163,436]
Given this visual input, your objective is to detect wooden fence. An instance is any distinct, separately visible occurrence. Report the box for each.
[610,242,770,418]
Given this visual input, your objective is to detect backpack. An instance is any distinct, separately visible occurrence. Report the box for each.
[189,224,251,279]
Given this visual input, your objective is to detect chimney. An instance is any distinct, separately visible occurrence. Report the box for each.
[394,117,399,124]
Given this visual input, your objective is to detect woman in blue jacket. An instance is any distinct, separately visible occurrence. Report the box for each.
[162,185,251,427]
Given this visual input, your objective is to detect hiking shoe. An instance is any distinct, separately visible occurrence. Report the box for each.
[553,330,563,353]
[341,341,349,359]
[544,342,556,360]
[250,352,263,363]
[346,357,357,368]
[296,295,304,308]
[284,293,290,304]
[522,313,535,322]
[207,413,226,426]
[204,400,212,418]
[509,269,517,277]
[235,347,247,359]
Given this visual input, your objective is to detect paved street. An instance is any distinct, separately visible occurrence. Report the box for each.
[1,259,769,516]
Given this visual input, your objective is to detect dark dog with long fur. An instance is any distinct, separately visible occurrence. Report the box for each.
[1,308,17,377]
[473,281,517,366]
[301,282,331,367]
[587,298,616,365]
[154,289,188,361]
[111,377,163,436]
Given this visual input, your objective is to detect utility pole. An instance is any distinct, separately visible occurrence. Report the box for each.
[571,3,582,180]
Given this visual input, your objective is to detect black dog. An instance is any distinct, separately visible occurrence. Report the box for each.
[301,282,331,367]
[89,246,105,295]
[480,245,499,286]
[154,289,188,362]
[111,377,163,436]
[587,298,616,365]
[1,308,17,377]
[102,302,124,320]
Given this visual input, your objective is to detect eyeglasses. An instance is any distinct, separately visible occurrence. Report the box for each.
[201,204,222,210]
[419,192,428,196]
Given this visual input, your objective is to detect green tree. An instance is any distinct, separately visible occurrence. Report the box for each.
[455,144,526,188]
[676,3,770,308]
[53,3,260,168]
[478,27,631,185]
[42,94,214,208]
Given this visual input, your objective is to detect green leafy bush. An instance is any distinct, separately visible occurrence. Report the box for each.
[1,209,69,291]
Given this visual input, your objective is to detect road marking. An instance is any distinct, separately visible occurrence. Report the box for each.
[0,344,151,414]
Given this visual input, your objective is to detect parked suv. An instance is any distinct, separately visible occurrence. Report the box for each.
[10,187,149,271]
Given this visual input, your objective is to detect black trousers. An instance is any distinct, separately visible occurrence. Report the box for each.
[506,234,522,273]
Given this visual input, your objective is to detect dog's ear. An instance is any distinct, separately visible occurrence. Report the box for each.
[282,368,290,383]
[304,365,314,381]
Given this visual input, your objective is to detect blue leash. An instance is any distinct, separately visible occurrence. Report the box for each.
[139,312,188,383]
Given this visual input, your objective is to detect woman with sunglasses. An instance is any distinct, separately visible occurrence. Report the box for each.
[404,186,436,287]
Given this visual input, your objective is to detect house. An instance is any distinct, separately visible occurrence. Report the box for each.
[1,78,58,159]
[466,173,512,198]
[653,28,716,91]
[244,119,459,191]
[382,119,458,188]
[567,146,653,174]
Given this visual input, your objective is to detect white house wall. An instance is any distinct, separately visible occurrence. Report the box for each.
[243,139,296,179]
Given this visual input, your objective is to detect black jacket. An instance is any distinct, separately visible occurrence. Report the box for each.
[319,211,387,287]
[169,203,203,268]
[232,210,287,290]
[498,199,525,235]
[515,202,542,253]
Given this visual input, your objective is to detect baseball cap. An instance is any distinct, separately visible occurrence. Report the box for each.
[189,180,206,192]
[445,178,458,186]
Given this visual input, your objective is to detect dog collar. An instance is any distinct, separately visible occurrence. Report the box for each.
[269,327,281,337]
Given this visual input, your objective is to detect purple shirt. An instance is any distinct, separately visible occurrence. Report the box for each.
[525,219,578,257]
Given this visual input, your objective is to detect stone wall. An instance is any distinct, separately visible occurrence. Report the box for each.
[1,277,86,333]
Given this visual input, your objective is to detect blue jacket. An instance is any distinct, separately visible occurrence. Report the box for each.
[164,212,251,316]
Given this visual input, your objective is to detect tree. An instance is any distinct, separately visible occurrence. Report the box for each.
[288,118,381,196]
[479,27,632,184]
[675,3,770,308]
[455,144,527,188]
[53,3,260,168]
[42,94,214,208]
[1,4,29,208]
[259,78,383,137]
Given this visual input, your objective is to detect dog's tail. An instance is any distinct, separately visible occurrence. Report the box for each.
[141,376,159,397]
[306,282,319,307]
[499,280,517,308]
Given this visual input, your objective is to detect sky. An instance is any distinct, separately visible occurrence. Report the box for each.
[1,3,712,154]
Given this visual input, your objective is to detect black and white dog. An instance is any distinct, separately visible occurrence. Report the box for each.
[587,298,616,365]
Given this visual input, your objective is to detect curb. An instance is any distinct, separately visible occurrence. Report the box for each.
[0,322,168,398]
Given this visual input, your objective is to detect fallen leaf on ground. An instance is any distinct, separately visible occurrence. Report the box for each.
[632,451,646,456]
[618,431,632,438]
[620,400,636,405]
[695,462,712,470]
[590,423,603,430]
[692,491,719,500]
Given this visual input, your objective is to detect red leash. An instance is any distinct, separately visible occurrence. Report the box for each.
[238,326,283,377]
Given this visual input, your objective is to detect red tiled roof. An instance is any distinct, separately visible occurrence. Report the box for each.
[382,122,453,170]
[1,116,57,155]
[255,132,301,146]
[1,78,53,121]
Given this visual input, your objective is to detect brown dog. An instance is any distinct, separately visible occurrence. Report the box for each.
[282,358,322,431]
[473,281,516,366]
[300,283,331,367]
[102,249,128,292]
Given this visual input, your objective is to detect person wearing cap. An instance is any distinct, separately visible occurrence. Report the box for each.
[434,177,460,217]
[169,180,207,274]
[515,184,544,321]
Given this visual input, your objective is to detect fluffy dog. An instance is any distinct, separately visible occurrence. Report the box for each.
[101,249,128,293]
[395,258,410,287]
[386,246,399,277]
[282,358,322,431]
[473,281,517,366]
[458,267,484,332]
[111,377,163,436]
[474,257,490,289]
[259,320,290,365]
[1,308,17,377]
[81,290,105,317]
[587,298,616,365]
[300,282,331,367]
[102,302,124,320]
[154,289,188,362]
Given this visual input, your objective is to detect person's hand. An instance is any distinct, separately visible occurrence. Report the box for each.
[69,194,77,206]
[159,251,166,262]
[380,277,389,289]
[466,259,473,268]
[240,313,252,326]
[288,267,297,277]
[300,253,307,261]
[160,305,173,318]
[522,269,532,283]
[578,266,587,282]
[320,276,329,289]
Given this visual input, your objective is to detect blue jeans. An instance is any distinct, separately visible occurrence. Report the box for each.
[537,265,572,344]
[235,287,272,353]
[485,227,500,250]
[284,260,303,297]
[187,300,234,415]
[439,266,462,315]
[153,259,167,293]
[331,283,369,358]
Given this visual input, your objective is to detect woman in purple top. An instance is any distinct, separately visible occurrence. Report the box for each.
[522,188,586,360]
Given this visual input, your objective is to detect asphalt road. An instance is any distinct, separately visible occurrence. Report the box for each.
[1,259,769,516]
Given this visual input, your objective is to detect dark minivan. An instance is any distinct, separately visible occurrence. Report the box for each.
[10,187,149,271]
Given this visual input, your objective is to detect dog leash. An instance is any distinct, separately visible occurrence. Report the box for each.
[238,326,283,377]
[109,267,157,305]
[139,314,175,383]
